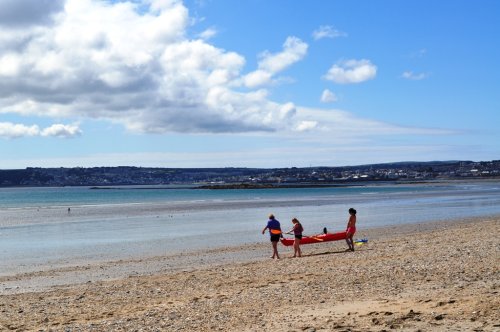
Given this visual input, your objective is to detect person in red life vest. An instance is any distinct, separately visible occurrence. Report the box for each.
[345,208,357,251]
[262,213,282,259]
[286,218,303,258]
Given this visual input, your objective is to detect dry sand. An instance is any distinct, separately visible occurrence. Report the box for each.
[1,217,499,331]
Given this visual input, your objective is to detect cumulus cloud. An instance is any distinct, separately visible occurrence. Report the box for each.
[0,0,308,135]
[312,25,347,40]
[324,59,377,84]
[320,89,338,103]
[243,36,308,88]
[41,123,82,138]
[0,122,80,138]
[0,122,39,138]
[402,71,429,80]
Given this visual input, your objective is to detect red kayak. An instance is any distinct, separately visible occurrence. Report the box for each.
[280,231,347,246]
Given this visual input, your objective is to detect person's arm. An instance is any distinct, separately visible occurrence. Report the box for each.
[286,224,297,234]
[262,226,268,234]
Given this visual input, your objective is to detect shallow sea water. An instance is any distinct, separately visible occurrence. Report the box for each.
[1,180,499,274]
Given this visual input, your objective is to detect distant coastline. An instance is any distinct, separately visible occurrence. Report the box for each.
[1,160,499,188]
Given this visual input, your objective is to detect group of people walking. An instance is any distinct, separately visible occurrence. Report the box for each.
[262,208,357,259]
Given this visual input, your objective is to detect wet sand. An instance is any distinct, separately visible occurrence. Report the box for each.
[1,217,499,331]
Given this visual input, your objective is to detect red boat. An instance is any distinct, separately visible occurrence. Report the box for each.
[280,231,347,246]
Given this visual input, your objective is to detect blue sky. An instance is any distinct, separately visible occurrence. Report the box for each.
[0,0,499,169]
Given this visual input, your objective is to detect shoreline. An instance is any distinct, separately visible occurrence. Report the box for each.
[196,177,500,189]
[3,176,500,190]
[1,216,499,330]
[1,215,498,294]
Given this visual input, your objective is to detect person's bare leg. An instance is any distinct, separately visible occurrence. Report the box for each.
[292,239,298,257]
[346,236,354,251]
[272,241,280,259]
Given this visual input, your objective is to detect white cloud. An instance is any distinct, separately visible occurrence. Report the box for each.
[402,71,430,80]
[0,0,451,151]
[324,59,377,84]
[0,105,461,167]
[0,122,40,138]
[295,121,318,132]
[41,123,82,138]
[0,122,82,138]
[312,25,347,40]
[243,36,308,88]
[0,0,311,135]
[292,107,458,142]
[199,27,217,40]
[0,53,22,77]
[258,37,308,73]
[320,89,338,103]
[242,70,272,89]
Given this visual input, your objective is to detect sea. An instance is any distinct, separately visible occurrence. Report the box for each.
[1,180,499,275]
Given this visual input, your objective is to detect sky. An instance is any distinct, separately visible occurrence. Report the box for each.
[0,0,499,169]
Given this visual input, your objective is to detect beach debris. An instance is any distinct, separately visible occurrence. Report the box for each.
[354,238,368,246]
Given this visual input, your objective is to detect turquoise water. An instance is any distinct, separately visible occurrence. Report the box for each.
[0,184,427,209]
[1,180,499,274]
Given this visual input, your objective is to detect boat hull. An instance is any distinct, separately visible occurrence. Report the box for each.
[280,231,347,246]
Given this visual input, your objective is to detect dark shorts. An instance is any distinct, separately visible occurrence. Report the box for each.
[294,234,303,240]
[270,234,281,242]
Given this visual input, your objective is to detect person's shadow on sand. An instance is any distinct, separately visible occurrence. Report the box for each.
[304,248,373,257]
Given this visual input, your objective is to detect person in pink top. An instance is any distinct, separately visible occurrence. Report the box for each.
[345,208,357,251]
[286,218,303,258]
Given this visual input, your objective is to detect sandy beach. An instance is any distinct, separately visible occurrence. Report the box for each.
[1,216,499,331]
